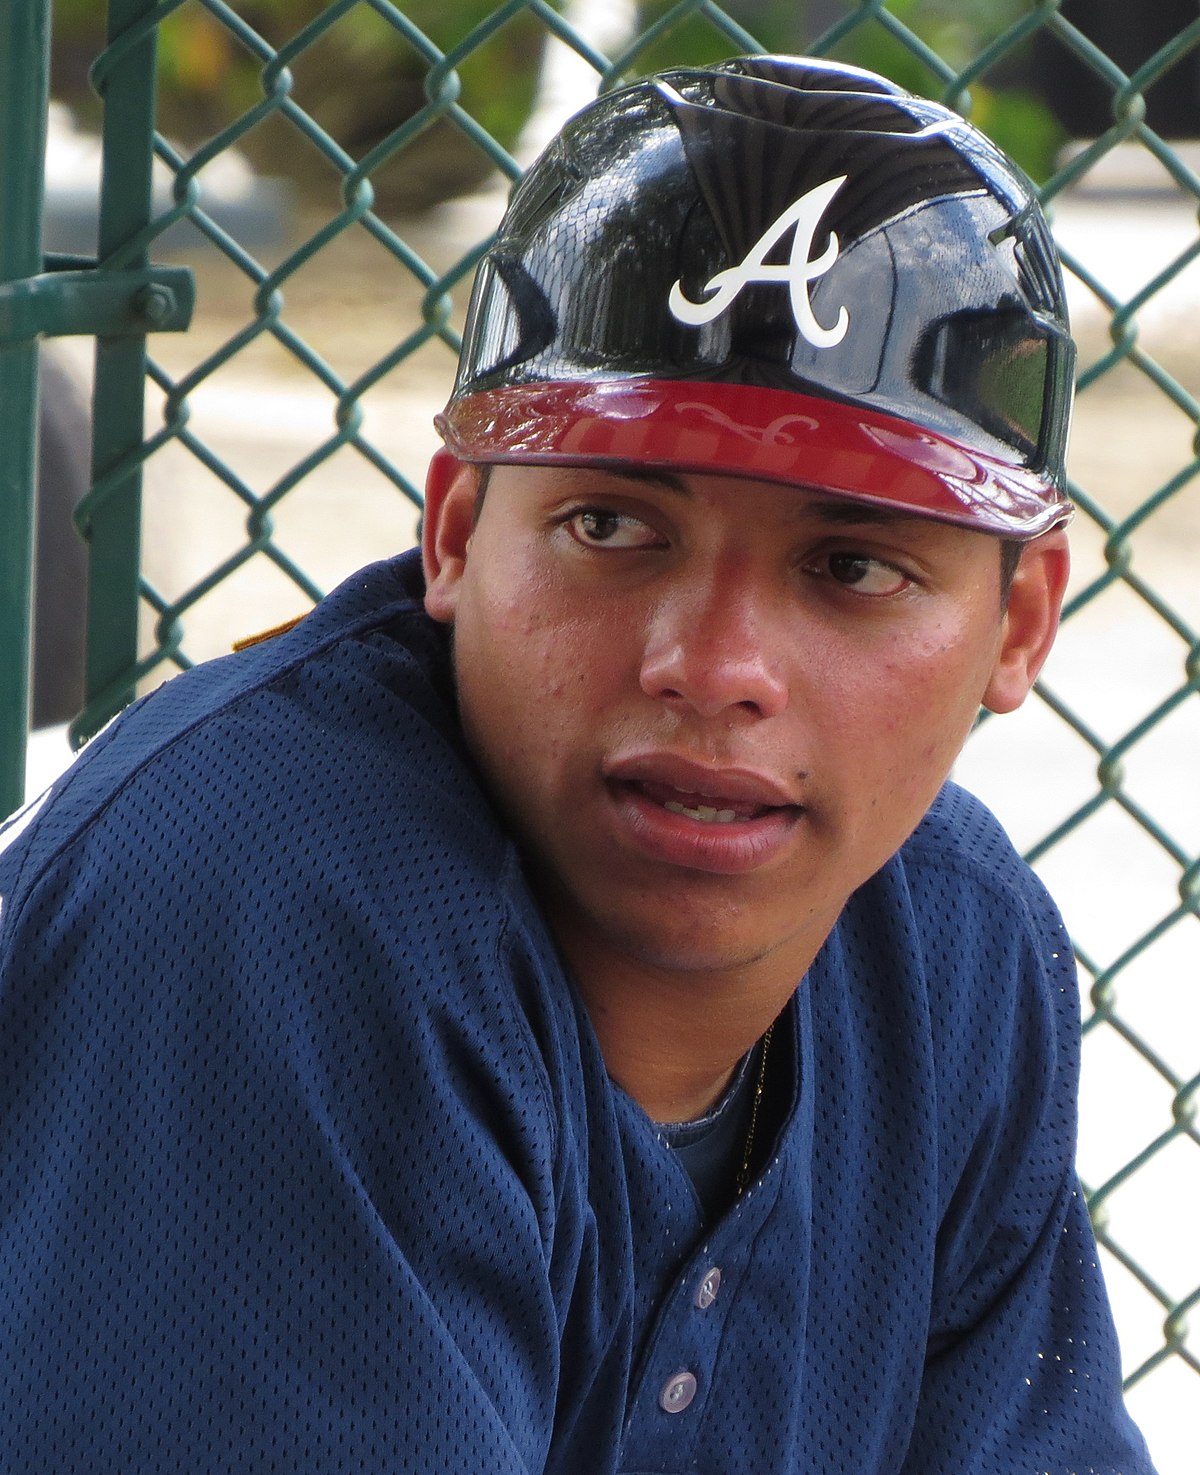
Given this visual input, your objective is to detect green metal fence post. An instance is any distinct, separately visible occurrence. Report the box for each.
[0,0,53,816]
[78,0,162,742]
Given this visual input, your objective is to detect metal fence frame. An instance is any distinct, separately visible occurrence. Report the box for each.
[0,0,53,813]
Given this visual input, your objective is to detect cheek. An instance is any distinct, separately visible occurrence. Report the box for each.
[824,626,997,790]
[455,585,622,768]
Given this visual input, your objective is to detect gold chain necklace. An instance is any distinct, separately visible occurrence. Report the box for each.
[735,1023,774,1197]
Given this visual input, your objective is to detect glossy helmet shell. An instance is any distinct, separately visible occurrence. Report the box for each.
[437,55,1075,536]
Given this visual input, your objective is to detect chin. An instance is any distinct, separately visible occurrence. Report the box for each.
[589,907,788,979]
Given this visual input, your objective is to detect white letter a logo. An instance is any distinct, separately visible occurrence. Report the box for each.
[668,176,850,348]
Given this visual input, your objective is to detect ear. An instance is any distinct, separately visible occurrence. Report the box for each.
[422,448,481,625]
[982,529,1071,714]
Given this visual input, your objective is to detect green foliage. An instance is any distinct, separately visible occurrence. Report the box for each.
[824,0,1065,181]
[621,0,805,77]
[51,0,550,207]
[49,1,1065,198]
[617,0,1066,183]
[211,0,546,155]
[965,87,1063,186]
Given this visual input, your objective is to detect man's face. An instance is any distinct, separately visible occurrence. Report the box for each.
[423,460,1065,986]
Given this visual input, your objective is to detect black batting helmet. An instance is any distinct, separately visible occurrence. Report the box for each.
[437,55,1075,537]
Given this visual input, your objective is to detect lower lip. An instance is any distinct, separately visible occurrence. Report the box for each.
[607,781,802,874]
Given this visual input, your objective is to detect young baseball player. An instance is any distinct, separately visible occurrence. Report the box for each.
[0,55,1156,1474]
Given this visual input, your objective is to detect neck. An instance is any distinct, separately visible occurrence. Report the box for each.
[551,921,820,1123]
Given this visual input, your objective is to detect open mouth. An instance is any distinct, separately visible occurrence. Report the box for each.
[635,779,778,825]
[601,756,806,872]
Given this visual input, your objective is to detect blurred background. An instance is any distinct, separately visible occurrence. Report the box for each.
[8,3,1199,1469]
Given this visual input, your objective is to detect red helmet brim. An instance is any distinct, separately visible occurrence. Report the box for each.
[436,379,1072,538]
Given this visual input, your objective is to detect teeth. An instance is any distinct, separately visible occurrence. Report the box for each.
[663,801,740,823]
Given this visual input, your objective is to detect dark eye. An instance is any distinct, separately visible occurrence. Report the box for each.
[567,508,660,549]
[825,553,910,597]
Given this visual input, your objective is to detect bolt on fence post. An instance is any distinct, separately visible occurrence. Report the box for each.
[0,0,53,817]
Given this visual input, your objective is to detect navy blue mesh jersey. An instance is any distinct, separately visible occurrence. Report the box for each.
[0,550,1154,1474]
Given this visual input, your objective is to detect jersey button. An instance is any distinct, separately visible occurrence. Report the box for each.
[695,1266,721,1309]
[659,1370,698,1414]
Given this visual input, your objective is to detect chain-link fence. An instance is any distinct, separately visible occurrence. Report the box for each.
[2,1,1198,1468]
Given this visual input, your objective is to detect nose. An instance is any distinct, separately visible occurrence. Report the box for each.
[638,571,789,721]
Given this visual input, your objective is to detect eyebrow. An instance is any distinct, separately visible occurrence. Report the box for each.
[598,466,692,496]
[585,468,923,528]
[797,496,923,529]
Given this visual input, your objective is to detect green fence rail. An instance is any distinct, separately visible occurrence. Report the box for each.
[2,1,1197,1466]
[0,0,53,813]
